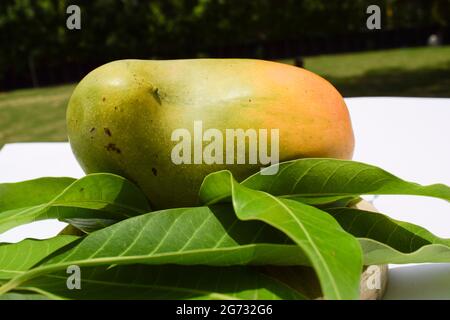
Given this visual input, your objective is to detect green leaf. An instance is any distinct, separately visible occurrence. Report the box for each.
[328,207,450,265]
[16,265,306,300]
[241,159,450,201]
[63,218,118,233]
[0,177,75,212]
[199,171,357,207]
[0,173,151,233]
[0,236,79,279]
[44,205,307,267]
[200,171,363,300]
[0,292,50,300]
[0,205,310,294]
[287,195,360,208]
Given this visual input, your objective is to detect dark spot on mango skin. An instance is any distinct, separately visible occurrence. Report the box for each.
[104,128,112,137]
[152,167,158,176]
[105,143,121,154]
[102,97,106,102]
[89,128,96,139]
[151,88,162,105]
[79,188,84,192]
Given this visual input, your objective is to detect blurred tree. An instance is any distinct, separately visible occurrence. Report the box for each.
[431,0,450,27]
[0,0,448,90]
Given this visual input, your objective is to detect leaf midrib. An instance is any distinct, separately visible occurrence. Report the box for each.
[34,273,239,300]
[233,172,342,299]
[0,242,302,294]
[1,173,149,230]
[0,199,145,226]
[263,194,341,300]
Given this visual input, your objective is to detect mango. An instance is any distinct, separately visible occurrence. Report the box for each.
[66,59,354,209]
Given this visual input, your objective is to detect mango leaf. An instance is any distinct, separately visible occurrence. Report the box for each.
[0,236,79,280]
[276,195,359,209]
[328,207,450,265]
[199,171,363,300]
[241,159,450,202]
[0,173,151,233]
[0,205,310,294]
[44,205,307,266]
[0,177,75,211]
[63,218,118,233]
[0,292,50,300]
[11,265,306,300]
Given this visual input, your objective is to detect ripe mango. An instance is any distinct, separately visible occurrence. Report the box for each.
[66,59,354,209]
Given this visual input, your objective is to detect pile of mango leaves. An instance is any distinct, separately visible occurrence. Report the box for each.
[0,158,449,300]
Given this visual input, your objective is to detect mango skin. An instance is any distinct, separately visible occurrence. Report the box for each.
[66,59,354,209]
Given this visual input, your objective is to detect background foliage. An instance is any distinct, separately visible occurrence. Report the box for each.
[1,0,450,90]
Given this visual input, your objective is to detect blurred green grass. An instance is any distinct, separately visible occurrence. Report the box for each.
[0,84,75,149]
[284,46,450,97]
[1,46,449,148]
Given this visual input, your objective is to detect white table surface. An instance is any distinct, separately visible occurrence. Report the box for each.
[0,97,449,299]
